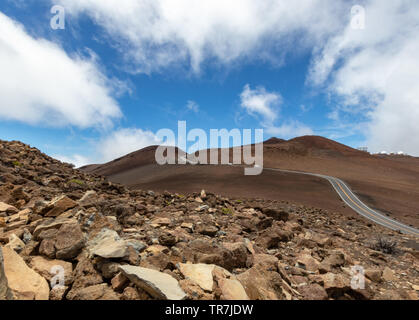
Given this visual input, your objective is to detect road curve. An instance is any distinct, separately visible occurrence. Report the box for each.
[264,168,419,237]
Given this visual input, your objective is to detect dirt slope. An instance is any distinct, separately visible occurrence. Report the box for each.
[82,136,419,228]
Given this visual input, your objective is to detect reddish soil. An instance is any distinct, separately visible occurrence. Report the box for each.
[82,136,419,228]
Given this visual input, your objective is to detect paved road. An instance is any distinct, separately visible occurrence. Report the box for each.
[265,168,419,237]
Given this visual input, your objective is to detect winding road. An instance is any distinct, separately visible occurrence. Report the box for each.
[265,168,419,237]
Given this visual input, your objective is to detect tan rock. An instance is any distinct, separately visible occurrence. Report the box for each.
[151,218,171,226]
[181,223,193,232]
[7,209,30,223]
[321,272,349,290]
[4,220,27,232]
[33,218,75,240]
[382,267,396,282]
[299,284,328,300]
[54,222,85,260]
[178,263,215,292]
[0,247,13,300]
[39,239,56,259]
[5,234,25,252]
[0,202,18,215]
[43,195,77,217]
[111,272,128,291]
[296,254,320,273]
[365,269,382,283]
[67,283,120,300]
[87,228,128,259]
[145,245,170,255]
[236,265,284,300]
[29,256,73,286]
[49,286,68,300]
[2,246,49,300]
[243,238,255,255]
[218,278,249,300]
[119,265,186,300]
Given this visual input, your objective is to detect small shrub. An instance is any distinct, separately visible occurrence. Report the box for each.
[372,237,397,254]
[12,161,23,167]
[69,179,84,185]
[222,207,233,215]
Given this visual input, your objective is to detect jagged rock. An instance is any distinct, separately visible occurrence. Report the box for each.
[5,234,25,253]
[322,250,345,268]
[67,283,120,300]
[49,286,68,300]
[78,190,97,208]
[158,232,177,247]
[320,272,353,298]
[87,228,128,259]
[39,239,56,259]
[119,265,186,300]
[29,256,73,286]
[296,254,320,272]
[218,278,249,300]
[256,227,292,249]
[0,202,18,215]
[2,246,49,300]
[178,263,216,292]
[253,254,278,271]
[121,287,142,300]
[236,264,285,300]
[382,267,397,282]
[0,247,13,300]
[222,242,249,269]
[196,224,219,237]
[33,218,75,240]
[70,254,103,291]
[99,262,121,279]
[111,272,129,291]
[42,195,77,217]
[55,222,85,260]
[299,284,328,300]
[365,269,382,283]
[262,208,289,222]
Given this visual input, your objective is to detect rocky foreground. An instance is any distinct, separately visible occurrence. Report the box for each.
[0,140,418,300]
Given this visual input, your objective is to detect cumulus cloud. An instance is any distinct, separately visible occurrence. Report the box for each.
[53,0,345,73]
[97,128,164,162]
[240,84,281,124]
[240,84,312,139]
[308,0,419,155]
[0,12,122,129]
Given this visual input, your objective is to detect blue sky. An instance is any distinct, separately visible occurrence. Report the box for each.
[1,1,418,166]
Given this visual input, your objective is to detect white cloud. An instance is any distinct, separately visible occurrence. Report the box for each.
[240,84,281,125]
[240,84,312,139]
[0,12,122,129]
[186,100,199,113]
[308,0,419,155]
[54,154,91,168]
[54,0,345,73]
[97,128,164,162]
